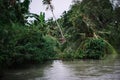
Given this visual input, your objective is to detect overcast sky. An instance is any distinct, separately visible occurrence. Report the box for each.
[29,0,73,20]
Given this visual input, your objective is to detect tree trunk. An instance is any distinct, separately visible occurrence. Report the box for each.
[51,10,64,38]
[51,9,66,43]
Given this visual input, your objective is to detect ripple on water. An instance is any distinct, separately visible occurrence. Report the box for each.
[2,55,120,80]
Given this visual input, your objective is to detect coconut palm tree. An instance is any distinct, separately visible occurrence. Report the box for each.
[42,0,66,43]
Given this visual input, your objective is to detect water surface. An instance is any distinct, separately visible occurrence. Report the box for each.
[2,55,120,80]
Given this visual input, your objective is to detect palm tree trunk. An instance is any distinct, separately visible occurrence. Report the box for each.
[51,9,65,39]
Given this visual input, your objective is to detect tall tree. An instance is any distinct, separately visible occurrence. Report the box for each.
[59,0,116,51]
[42,0,66,43]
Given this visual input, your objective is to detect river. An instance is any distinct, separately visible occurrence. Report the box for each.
[1,55,120,80]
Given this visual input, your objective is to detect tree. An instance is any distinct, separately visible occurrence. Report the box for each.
[42,0,66,43]
[0,0,31,25]
[59,0,118,52]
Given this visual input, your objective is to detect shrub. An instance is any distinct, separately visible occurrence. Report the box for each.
[74,49,85,59]
[60,38,107,60]
[0,24,58,66]
[59,52,74,60]
[83,38,106,59]
[13,26,58,64]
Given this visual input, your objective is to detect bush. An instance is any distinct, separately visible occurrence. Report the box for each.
[60,38,107,60]
[82,38,106,59]
[59,48,84,60]
[74,49,85,59]
[13,26,58,64]
[60,52,74,60]
[0,24,58,66]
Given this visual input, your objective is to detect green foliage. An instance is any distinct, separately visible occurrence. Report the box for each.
[30,12,46,26]
[59,52,74,60]
[60,38,107,60]
[59,0,119,59]
[0,0,119,69]
[74,49,85,59]
[0,23,58,66]
[0,0,31,25]
[82,38,106,59]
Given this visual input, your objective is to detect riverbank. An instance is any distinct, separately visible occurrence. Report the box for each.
[1,54,120,80]
[0,52,118,79]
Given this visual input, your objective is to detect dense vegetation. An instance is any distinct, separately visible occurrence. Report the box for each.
[0,24,58,65]
[0,0,120,77]
[0,0,59,76]
[58,0,120,59]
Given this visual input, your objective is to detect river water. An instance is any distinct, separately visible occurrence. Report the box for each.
[1,55,120,80]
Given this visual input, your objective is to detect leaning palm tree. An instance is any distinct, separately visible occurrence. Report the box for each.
[42,0,66,43]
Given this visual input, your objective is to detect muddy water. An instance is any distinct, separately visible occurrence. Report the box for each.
[2,55,120,80]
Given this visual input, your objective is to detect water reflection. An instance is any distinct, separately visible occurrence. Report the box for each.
[41,60,79,80]
[2,55,120,80]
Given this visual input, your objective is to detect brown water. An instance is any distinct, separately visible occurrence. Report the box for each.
[1,55,120,80]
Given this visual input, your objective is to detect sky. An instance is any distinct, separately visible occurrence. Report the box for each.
[29,0,73,20]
